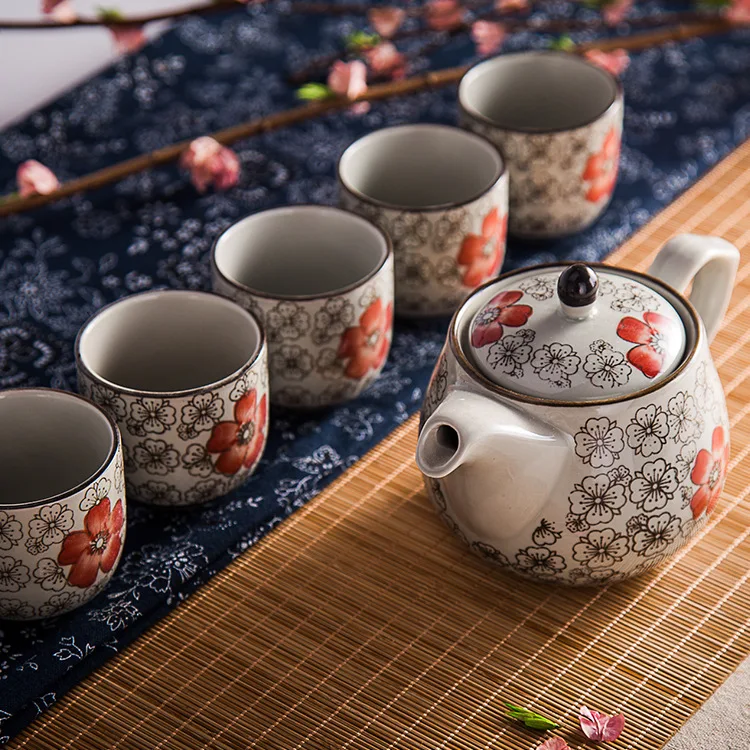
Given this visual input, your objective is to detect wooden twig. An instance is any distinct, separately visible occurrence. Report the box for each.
[0,18,736,219]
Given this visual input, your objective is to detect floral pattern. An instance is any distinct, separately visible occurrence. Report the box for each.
[337,299,393,379]
[456,208,507,287]
[0,558,31,592]
[630,458,679,511]
[530,342,581,388]
[574,418,625,468]
[206,389,268,475]
[582,127,620,203]
[311,298,355,345]
[617,311,676,379]
[626,404,669,457]
[265,301,311,343]
[470,291,533,348]
[58,499,124,588]
[568,471,628,527]
[133,439,181,476]
[572,529,629,568]
[486,329,534,377]
[583,340,631,390]
[126,398,176,436]
[27,504,74,553]
[514,546,566,577]
[628,512,682,557]
[0,512,22,551]
[690,426,729,519]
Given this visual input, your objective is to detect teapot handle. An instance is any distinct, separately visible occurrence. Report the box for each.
[647,233,739,343]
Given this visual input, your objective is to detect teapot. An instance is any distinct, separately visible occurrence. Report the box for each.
[416,234,739,585]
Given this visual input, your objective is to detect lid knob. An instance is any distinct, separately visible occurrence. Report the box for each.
[558,264,598,320]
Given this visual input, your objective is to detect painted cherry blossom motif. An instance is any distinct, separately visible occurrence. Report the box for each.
[666,391,701,444]
[32,558,67,591]
[126,397,176,436]
[582,127,620,203]
[690,426,729,519]
[206,388,268,475]
[628,512,682,557]
[572,528,629,568]
[457,209,507,288]
[531,519,562,546]
[579,705,626,742]
[58,498,124,588]
[617,311,676,379]
[470,291,532,348]
[530,342,580,388]
[27,503,75,552]
[179,392,225,439]
[574,417,624,468]
[133,438,180,476]
[337,298,393,379]
[0,511,22,551]
[0,557,31,592]
[583,340,631,390]
[568,472,627,526]
[625,404,669,457]
[630,458,679,512]
[514,545,566,577]
[486,329,534,377]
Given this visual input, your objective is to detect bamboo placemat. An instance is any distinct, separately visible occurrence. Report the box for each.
[11,142,750,749]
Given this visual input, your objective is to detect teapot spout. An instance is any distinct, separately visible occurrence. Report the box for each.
[416,389,572,540]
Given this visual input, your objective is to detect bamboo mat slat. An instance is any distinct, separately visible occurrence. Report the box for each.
[11,141,750,750]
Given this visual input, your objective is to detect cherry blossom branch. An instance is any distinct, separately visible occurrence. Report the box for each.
[0,0,245,29]
[288,9,720,84]
[0,17,735,218]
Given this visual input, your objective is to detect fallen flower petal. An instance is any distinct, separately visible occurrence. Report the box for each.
[471,20,506,56]
[328,60,370,113]
[726,0,750,23]
[365,42,407,79]
[368,7,406,38]
[584,49,630,77]
[602,0,633,25]
[426,0,465,31]
[538,739,570,750]
[579,705,626,742]
[180,137,240,193]
[16,160,60,197]
[42,0,76,22]
[108,24,147,54]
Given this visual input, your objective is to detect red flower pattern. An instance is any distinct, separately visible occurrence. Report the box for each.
[58,498,124,588]
[470,291,532,348]
[582,127,620,203]
[457,208,507,288]
[338,299,393,379]
[206,389,267,475]
[616,311,675,379]
[690,426,729,519]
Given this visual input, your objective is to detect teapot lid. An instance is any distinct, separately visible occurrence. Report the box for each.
[468,263,687,401]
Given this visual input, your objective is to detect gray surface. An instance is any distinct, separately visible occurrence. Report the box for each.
[663,656,750,749]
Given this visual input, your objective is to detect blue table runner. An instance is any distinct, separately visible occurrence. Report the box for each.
[0,2,749,742]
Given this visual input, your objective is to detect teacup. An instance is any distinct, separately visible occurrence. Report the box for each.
[338,124,508,317]
[0,388,125,620]
[76,290,268,506]
[459,51,623,239]
[211,205,394,409]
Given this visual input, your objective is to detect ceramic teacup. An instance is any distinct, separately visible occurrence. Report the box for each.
[338,124,508,317]
[459,51,623,239]
[0,388,125,620]
[76,290,268,506]
[211,205,394,409]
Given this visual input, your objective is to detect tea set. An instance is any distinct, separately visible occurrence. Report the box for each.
[0,51,739,620]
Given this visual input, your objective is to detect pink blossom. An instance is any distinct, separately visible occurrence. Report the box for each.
[108,24,147,54]
[494,0,530,12]
[16,160,60,198]
[471,21,505,56]
[584,49,630,77]
[579,706,626,742]
[365,43,407,79]
[726,0,750,22]
[42,0,76,22]
[603,0,633,25]
[426,0,465,31]
[328,60,370,113]
[180,137,241,193]
[368,7,406,38]
[538,739,570,750]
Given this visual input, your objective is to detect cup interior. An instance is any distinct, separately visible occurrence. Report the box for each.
[77,291,262,393]
[0,390,115,507]
[338,124,504,209]
[459,52,618,133]
[213,206,389,298]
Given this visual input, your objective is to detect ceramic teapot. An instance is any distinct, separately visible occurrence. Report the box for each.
[416,234,739,586]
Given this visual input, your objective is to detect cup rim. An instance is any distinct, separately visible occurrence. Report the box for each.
[75,289,267,398]
[458,50,623,136]
[210,204,393,302]
[336,123,507,212]
[0,387,121,510]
